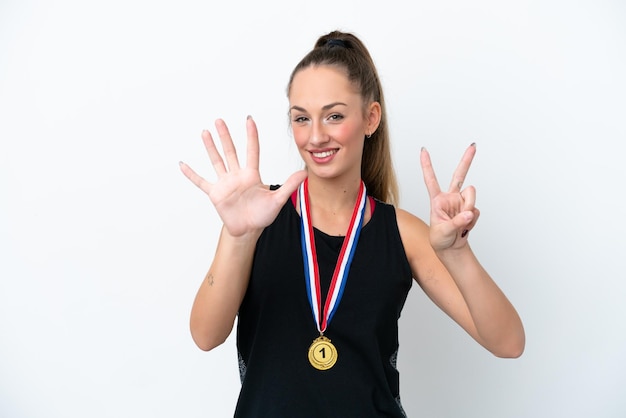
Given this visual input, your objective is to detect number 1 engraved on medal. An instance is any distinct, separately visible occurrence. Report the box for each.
[308,335,338,370]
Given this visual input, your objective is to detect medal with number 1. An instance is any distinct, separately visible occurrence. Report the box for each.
[299,179,367,370]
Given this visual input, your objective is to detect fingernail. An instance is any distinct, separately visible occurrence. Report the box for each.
[461,229,469,238]
[247,115,253,120]
[470,142,476,147]
[421,146,426,152]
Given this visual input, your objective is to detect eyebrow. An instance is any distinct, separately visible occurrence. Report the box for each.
[289,102,348,113]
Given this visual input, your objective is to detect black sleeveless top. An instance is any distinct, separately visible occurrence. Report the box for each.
[235,192,413,417]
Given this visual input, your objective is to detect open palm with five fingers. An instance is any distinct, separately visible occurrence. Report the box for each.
[420,143,481,252]
[179,117,308,237]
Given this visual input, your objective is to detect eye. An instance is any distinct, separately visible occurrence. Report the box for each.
[292,115,309,123]
[327,113,344,122]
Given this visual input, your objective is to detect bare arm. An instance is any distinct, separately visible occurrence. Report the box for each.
[189,227,261,351]
[180,116,307,351]
[434,239,525,358]
[398,210,524,358]
[398,144,524,358]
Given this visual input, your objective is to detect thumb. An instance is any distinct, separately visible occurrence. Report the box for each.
[442,210,475,236]
[273,170,308,203]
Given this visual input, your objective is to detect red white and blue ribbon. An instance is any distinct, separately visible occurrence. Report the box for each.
[299,179,367,334]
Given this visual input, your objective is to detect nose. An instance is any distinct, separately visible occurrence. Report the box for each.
[310,120,329,146]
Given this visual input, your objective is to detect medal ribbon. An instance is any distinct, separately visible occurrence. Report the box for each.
[299,179,367,334]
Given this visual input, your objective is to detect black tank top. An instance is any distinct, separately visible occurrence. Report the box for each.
[235,192,413,417]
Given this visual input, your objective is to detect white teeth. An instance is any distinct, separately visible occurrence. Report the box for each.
[312,150,337,158]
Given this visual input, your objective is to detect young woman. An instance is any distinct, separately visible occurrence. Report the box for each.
[179,30,525,417]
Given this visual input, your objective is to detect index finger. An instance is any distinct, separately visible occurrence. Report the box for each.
[448,143,476,193]
[420,147,441,199]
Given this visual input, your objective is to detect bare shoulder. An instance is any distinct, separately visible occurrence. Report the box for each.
[395,208,429,240]
[394,208,432,263]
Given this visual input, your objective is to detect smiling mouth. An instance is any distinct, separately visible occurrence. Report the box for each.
[311,149,338,158]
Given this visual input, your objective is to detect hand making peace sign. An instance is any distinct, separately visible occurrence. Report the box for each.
[420,143,481,252]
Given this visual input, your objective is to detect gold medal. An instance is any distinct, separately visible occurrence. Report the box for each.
[299,180,366,371]
[308,335,338,370]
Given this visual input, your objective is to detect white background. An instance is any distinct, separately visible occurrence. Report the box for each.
[1,0,625,417]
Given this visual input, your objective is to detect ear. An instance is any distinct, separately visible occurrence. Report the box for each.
[365,101,382,136]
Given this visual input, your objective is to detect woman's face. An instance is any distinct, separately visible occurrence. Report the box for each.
[289,65,371,181]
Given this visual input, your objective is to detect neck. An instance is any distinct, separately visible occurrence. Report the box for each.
[299,175,369,237]
[306,176,363,213]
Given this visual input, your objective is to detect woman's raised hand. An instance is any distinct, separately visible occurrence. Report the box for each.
[420,144,481,251]
[180,117,308,237]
